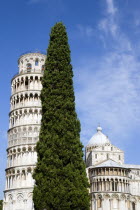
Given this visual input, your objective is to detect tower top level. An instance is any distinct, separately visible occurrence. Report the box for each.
[18,52,46,74]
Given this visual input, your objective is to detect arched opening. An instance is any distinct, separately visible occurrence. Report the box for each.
[30,76,33,83]
[25,77,29,86]
[132,202,135,210]
[17,79,20,88]
[21,77,24,85]
[112,180,114,191]
[25,94,28,102]
[16,96,19,104]
[30,93,33,101]
[20,94,23,103]
[115,181,118,191]
[34,93,38,99]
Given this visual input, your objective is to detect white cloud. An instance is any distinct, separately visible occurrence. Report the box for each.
[75,52,140,146]
[77,24,94,38]
[98,0,118,38]
[74,0,140,148]
[99,18,118,37]
[106,0,117,15]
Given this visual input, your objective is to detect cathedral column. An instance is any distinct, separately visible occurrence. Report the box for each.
[110,180,112,191]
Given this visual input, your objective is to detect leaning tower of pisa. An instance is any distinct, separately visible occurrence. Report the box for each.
[3,52,46,210]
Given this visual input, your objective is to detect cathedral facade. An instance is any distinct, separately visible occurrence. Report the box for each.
[86,126,140,210]
[3,52,140,210]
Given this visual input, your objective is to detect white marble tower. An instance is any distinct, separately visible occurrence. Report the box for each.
[3,52,46,210]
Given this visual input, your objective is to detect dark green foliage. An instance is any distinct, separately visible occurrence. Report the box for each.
[33,22,90,210]
[0,200,3,210]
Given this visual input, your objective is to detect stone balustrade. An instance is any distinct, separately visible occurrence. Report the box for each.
[10,91,41,111]
[7,145,37,168]
[9,108,42,129]
[5,166,35,190]
[11,74,43,95]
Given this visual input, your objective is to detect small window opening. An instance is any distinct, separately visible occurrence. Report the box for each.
[35,59,39,66]
[27,63,32,71]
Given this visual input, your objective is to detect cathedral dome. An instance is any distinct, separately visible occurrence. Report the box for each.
[87,126,110,146]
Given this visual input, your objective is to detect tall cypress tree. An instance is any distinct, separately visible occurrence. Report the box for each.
[0,200,3,210]
[33,22,90,210]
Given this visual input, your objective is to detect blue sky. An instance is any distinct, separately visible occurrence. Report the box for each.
[1,0,140,199]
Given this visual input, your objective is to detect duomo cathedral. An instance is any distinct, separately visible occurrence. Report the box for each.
[3,52,140,210]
